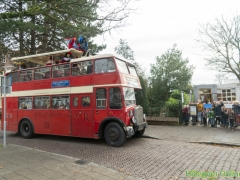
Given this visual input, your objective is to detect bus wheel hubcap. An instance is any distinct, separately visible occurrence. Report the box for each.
[109,128,119,141]
[23,124,29,133]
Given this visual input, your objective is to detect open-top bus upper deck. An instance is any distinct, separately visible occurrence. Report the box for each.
[9,49,141,93]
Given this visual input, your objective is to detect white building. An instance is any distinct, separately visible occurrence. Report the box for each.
[193,80,240,103]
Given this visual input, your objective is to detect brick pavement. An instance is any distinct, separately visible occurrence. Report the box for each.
[1,125,240,179]
[0,144,136,180]
[145,124,240,146]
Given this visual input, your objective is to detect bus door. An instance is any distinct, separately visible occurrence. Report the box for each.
[93,88,109,135]
[71,94,93,138]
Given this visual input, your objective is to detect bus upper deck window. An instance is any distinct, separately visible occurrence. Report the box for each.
[72,60,92,76]
[52,65,66,78]
[7,71,18,83]
[20,70,33,82]
[94,58,115,73]
[34,67,51,80]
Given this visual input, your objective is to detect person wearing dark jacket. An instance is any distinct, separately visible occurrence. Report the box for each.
[221,106,228,128]
[214,101,223,126]
[182,105,189,125]
[202,108,207,127]
[228,109,235,131]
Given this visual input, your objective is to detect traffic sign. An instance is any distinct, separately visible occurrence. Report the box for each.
[0,76,12,87]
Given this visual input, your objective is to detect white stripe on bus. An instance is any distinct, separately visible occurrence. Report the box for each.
[4,84,138,97]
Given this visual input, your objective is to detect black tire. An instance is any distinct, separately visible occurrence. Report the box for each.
[104,122,126,147]
[133,127,145,138]
[19,119,33,139]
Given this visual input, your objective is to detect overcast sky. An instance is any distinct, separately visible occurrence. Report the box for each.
[95,0,240,85]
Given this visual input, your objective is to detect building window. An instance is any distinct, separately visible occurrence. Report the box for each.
[199,89,211,94]
[217,89,236,101]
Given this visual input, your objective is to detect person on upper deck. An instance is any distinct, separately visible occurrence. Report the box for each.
[61,52,72,63]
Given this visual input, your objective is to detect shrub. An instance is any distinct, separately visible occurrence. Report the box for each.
[165,98,180,117]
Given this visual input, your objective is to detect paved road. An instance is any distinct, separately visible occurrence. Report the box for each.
[1,125,240,179]
[145,125,240,146]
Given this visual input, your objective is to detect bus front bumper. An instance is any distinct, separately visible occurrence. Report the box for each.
[125,121,148,137]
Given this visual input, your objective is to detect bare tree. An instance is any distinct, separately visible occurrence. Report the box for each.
[214,74,225,84]
[198,14,240,80]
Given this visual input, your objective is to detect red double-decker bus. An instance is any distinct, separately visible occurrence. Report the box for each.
[1,48,147,147]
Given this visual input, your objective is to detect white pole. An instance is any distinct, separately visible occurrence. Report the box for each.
[3,76,6,147]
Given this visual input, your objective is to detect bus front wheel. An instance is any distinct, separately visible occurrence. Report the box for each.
[104,122,126,147]
[19,119,33,139]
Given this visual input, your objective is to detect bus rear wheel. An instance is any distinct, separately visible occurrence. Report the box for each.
[104,122,126,147]
[19,119,33,139]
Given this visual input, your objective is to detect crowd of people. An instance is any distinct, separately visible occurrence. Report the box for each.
[182,100,240,131]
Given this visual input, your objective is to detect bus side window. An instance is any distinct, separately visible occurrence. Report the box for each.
[96,89,106,109]
[82,96,90,106]
[52,95,69,109]
[19,97,32,109]
[63,64,70,77]
[86,61,92,74]
[35,67,51,80]
[34,96,50,109]
[86,65,92,74]
[52,65,64,78]
[34,69,44,80]
[20,70,33,82]
[94,58,115,73]
[72,64,80,76]
[73,97,78,106]
[79,66,86,75]
[109,87,122,109]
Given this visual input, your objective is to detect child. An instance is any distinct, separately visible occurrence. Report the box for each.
[221,106,228,128]
[207,108,215,127]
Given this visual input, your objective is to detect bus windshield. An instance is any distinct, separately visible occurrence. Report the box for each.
[123,87,136,106]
